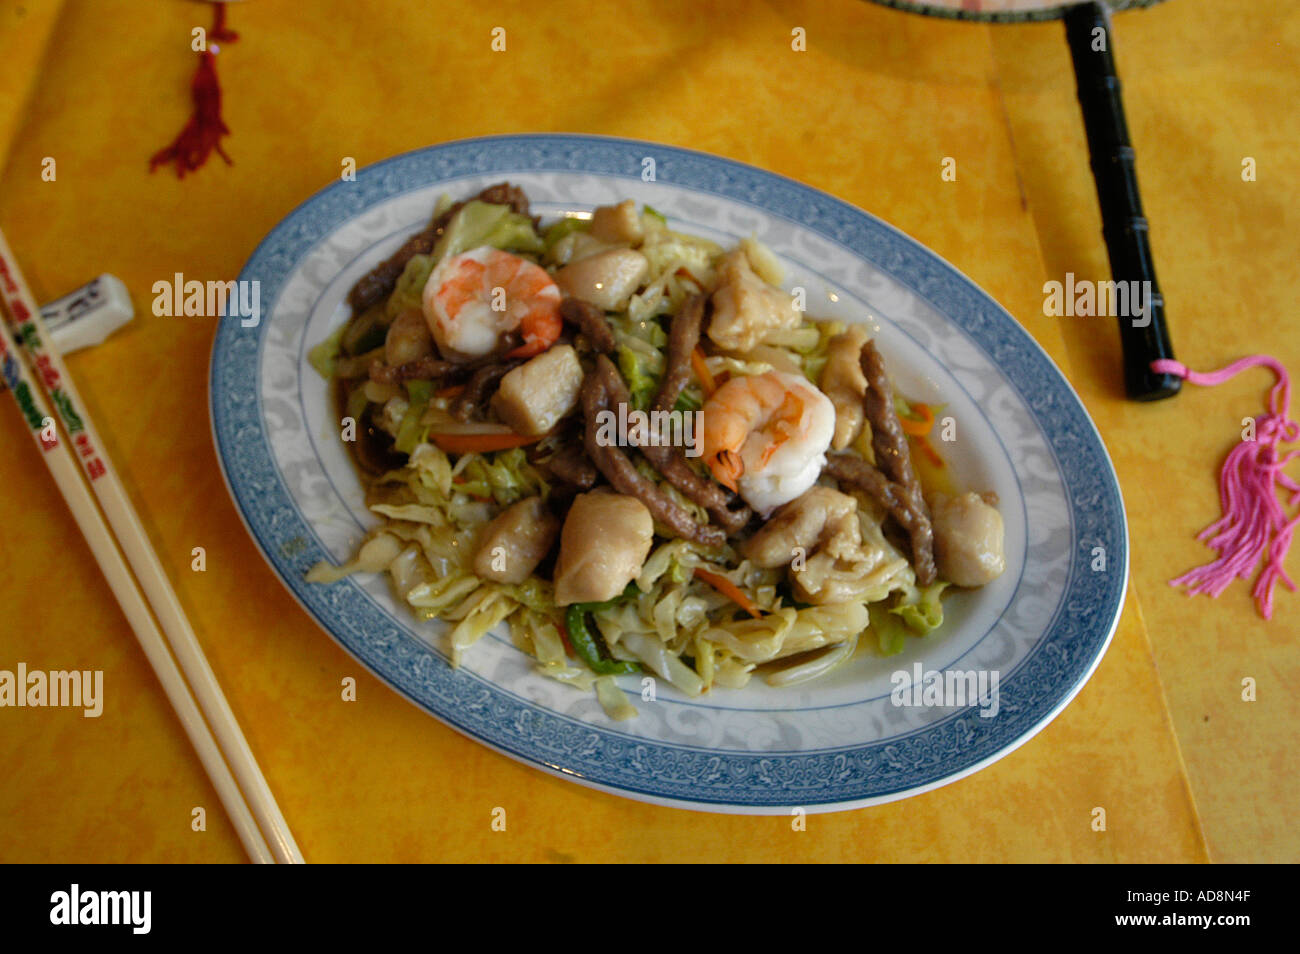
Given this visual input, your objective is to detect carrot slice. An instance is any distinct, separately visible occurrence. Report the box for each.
[428,432,541,454]
[433,384,466,399]
[899,401,934,436]
[915,434,945,468]
[694,567,763,619]
[691,347,717,397]
[556,616,575,657]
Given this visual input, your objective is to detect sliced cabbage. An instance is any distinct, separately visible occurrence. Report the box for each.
[510,609,567,667]
[304,532,403,584]
[594,676,638,721]
[432,200,544,263]
[712,650,756,689]
[505,577,555,615]
[536,664,599,691]
[651,585,683,644]
[619,631,704,696]
[617,343,661,411]
[406,575,480,616]
[394,380,432,454]
[625,223,719,322]
[890,581,950,635]
[704,354,773,378]
[543,215,589,252]
[454,448,549,506]
[379,394,409,439]
[386,544,435,600]
[369,503,447,526]
[798,319,849,382]
[637,539,702,590]
[308,323,346,379]
[761,326,822,353]
[764,633,858,687]
[694,634,715,692]
[446,587,517,667]
[386,254,435,320]
[740,237,784,286]
[408,442,454,498]
[545,231,620,267]
[702,602,868,664]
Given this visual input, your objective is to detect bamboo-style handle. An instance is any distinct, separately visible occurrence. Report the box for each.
[1065,2,1180,401]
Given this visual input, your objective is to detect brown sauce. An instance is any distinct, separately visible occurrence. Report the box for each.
[333,375,406,477]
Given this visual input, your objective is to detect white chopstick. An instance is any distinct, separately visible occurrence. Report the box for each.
[0,227,302,863]
[0,317,276,862]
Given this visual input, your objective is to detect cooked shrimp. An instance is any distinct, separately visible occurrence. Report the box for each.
[422,246,561,361]
[700,370,835,515]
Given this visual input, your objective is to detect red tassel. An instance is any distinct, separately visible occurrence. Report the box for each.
[1152,356,1300,619]
[149,4,238,178]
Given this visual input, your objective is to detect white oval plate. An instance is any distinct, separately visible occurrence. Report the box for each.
[210,134,1127,813]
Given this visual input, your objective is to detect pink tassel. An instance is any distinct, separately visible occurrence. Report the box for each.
[1152,356,1300,619]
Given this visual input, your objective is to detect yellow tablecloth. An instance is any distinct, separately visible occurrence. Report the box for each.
[1,0,1293,862]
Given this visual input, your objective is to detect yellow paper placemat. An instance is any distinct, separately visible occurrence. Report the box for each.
[0,0,1248,862]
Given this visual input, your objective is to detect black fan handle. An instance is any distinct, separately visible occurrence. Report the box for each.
[1065,2,1180,401]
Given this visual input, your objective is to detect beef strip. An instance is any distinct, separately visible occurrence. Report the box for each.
[559,297,616,354]
[474,182,531,217]
[368,355,458,385]
[828,342,939,587]
[653,294,708,411]
[542,442,600,489]
[862,341,922,493]
[582,355,726,548]
[638,295,752,535]
[450,360,523,421]
[368,330,524,386]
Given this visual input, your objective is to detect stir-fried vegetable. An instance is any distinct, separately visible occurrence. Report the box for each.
[428,432,542,454]
[691,346,717,396]
[564,602,643,676]
[434,200,544,262]
[693,566,762,619]
[304,184,1009,720]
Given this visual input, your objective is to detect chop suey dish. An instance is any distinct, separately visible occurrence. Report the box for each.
[307,183,1006,719]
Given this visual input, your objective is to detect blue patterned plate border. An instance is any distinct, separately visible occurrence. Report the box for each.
[210,134,1127,813]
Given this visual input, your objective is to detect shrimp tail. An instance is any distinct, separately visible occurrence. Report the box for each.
[712,449,744,492]
[506,309,563,359]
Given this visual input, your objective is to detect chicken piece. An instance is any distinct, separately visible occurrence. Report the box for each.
[742,485,897,604]
[820,325,870,450]
[554,249,649,311]
[707,248,801,352]
[931,492,1006,587]
[472,497,560,584]
[733,344,803,376]
[548,232,625,267]
[554,492,654,606]
[588,199,644,245]
[491,344,584,436]
[742,486,858,568]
